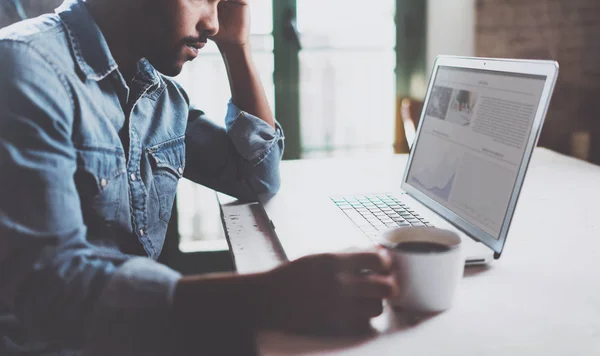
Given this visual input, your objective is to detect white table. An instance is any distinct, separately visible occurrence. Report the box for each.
[218,148,600,355]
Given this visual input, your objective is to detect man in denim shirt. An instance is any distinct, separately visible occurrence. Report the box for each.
[0,0,398,354]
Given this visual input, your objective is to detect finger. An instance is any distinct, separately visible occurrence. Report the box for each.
[355,298,385,318]
[335,300,379,334]
[337,249,394,275]
[341,274,396,298]
[328,314,373,336]
[319,300,376,336]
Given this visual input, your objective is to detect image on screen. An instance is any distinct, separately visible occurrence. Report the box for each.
[406,66,547,239]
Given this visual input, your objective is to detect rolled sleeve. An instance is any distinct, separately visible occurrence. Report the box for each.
[85,258,181,356]
[184,100,284,201]
[224,101,285,167]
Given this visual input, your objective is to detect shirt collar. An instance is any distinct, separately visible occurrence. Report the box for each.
[56,0,117,81]
[56,0,160,86]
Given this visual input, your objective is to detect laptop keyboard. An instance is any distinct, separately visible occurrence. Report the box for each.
[331,194,433,240]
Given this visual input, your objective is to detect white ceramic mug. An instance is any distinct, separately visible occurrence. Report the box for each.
[379,227,464,313]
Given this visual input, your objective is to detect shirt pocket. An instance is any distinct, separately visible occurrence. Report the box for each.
[74,147,127,225]
[147,136,186,223]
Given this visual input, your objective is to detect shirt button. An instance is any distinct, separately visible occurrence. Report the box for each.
[139,229,145,236]
[178,167,184,175]
[100,178,108,188]
[130,173,136,181]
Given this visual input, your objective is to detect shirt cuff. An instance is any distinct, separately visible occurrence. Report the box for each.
[225,101,284,166]
[84,258,181,356]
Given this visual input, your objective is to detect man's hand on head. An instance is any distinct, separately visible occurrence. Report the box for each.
[211,0,251,49]
[208,0,275,128]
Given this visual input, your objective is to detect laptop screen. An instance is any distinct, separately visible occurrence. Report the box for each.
[405,66,547,239]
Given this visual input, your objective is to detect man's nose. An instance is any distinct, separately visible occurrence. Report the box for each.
[199,6,219,37]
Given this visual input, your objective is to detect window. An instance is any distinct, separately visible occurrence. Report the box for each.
[297,1,397,158]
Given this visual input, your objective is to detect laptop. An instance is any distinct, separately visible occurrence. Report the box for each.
[259,56,559,265]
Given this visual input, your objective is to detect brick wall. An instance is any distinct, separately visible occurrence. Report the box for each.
[476,0,600,163]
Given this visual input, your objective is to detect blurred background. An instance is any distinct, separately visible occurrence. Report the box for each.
[2,0,600,265]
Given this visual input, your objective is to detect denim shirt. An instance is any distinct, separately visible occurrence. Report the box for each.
[0,0,284,354]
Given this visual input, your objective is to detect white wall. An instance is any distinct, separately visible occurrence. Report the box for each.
[427,0,475,73]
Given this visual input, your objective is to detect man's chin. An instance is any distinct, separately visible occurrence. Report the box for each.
[147,58,186,77]
[156,63,185,77]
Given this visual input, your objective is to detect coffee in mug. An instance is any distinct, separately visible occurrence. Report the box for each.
[379,227,463,313]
